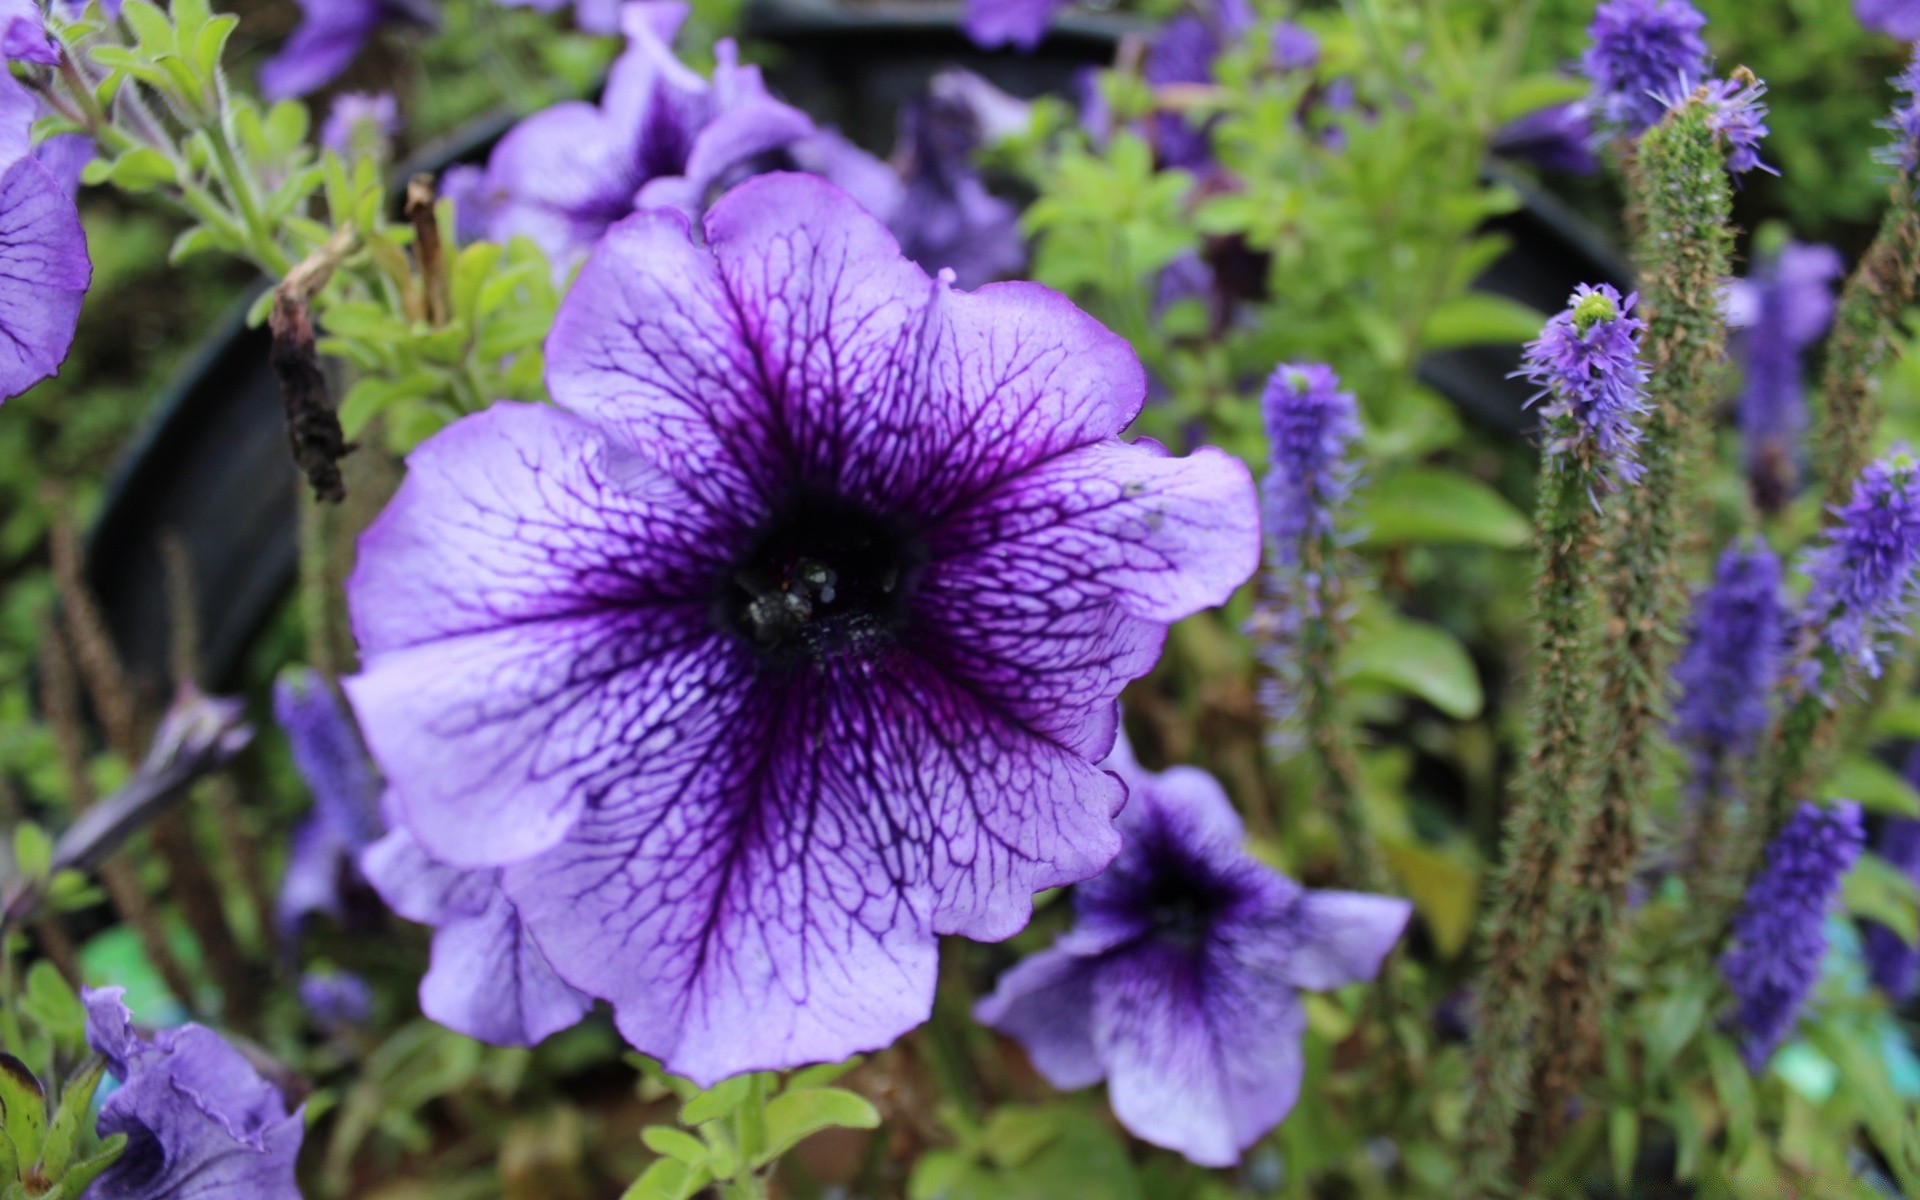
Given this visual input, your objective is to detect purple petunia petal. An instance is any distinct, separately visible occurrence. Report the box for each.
[259,0,395,101]
[0,154,88,403]
[971,949,1105,1087]
[0,0,56,65]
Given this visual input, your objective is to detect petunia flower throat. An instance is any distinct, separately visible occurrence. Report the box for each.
[345,173,1261,1084]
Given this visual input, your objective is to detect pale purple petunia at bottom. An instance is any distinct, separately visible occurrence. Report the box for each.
[82,988,304,1200]
[344,172,1260,1084]
[976,738,1409,1166]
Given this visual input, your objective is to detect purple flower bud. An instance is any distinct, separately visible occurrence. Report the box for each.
[1582,0,1711,135]
[1727,241,1844,509]
[320,91,399,160]
[1721,801,1865,1071]
[1802,450,1920,678]
[1673,539,1786,778]
[1259,362,1361,562]
[299,969,374,1027]
[1515,283,1650,485]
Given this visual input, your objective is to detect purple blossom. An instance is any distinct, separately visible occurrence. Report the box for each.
[320,90,399,160]
[963,0,1063,51]
[0,0,56,64]
[1582,0,1711,135]
[0,72,88,405]
[494,0,620,34]
[1672,539,1785,782]
[1721,801,1865,1071]
[1515,283,1650,485]
[877,71,1026,291]
[258,0,436,101]
[1864,751,1920,1002]
[976,738,1409,1165]
[361,821,591,1046]
[82,988,304,1200]
[1492,100,1600,175]
[342,173,1260,1083]
[274,667,383,941]
[1802,450,1920,677]
[465,3,816,273]
[1726,241,1843,509]
[1858,0,1920,39]
[1881,49,1920,179]
[1143,0,1253,171]
[1270,21,1319,72]
[1259,362,1360,562]
[299,969,373,1027]
[1696,73,1773,176]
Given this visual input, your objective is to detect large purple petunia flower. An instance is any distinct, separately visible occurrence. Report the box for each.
[1721,801,1864,1071]
[1858,0,1920,39]
[1582,0,1712,135]
[0,72,88,405]
[274,667,384,941]
[82,988,304,1200]
[258,0,436,100]
[344,173,1260,1083]
[466,3,815,274]
[361,820,593,1046]
[1802,449,1920,678]
[976,738,1409,1165]
[1864,751,1920,1002]
[1727,241,1843,509]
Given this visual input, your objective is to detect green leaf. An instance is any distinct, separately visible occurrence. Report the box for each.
[97,147,178,193]
[1419,293,1543,350]
[188,13,237,81]
[0,1053,47,1164]
[37,1059,104,1178]
[1705,1035,1755,1164]
[639,1126,708,1167]
[117,0,174,55]
[169,224,233,265]
[18,961,84,1049]
[754,1087,880,1166]
[1378,838,1478,958]
[1828,756,1920,816]
[1494,74,1591,124]
[786,1059,859,1090]
[1341,614,1484,719]
[47,1133,125,1200]
[1843,852,1920,945]
[679,1074,752,1126]
[1607,1107,1638,1192]
[12,823,51,881]
[1356,466,1530,548]
[906,1150,974,1200]
[619,1159,712,1200]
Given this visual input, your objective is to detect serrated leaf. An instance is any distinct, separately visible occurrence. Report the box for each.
[1356,466,1529,548]
[639,1125,708,1166]
[754,1087,879,1166]
[619,1159,712,1200]
[679,1074,752,1126]
[1828,756,1920,816]
[0,1054,47,1164]
[1420,292,1545,350]
[1341,614,1484,719]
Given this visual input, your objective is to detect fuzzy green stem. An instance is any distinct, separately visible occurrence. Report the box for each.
[1461,448,1610,1193]
[1818,188,1920,508]
[1524,101,1732,1164]
[1298,544,1387,893]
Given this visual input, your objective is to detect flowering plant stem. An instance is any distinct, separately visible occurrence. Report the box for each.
[1525,98,1730,1161]
[1298,553,1385,893]
[1817,192,1920,508]
[1462,451,1609,1192]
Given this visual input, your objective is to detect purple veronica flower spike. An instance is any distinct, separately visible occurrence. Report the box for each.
[344,173,1260,1083]
[0,0,56,64]
[258,0,436,100]
[82,988,304,1200]
[1721,801,1865,1071]
[274,667,383,940]
[361,820,592,1046]
[1882,49,1920,180]
[1727,241,1843,509]
[1694,72,1773,176]
[1516,283,1650,486]
[1802,450,1920,677]
[1582,0,1711,134]
[1259,362,1361,564]
[1858,0,1920,39]
[1672,539,1786,785]
[1864,750,1920,1002]
[0,72,88,405]
[320,90,399,160]
[976,738,1409,1165]
[469,3,815,273]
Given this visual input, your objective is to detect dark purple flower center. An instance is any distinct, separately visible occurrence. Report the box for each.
[722,492,925,662]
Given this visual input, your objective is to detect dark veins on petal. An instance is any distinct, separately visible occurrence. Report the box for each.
[720,489,928,664]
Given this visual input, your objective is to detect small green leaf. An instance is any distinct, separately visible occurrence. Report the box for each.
[1494,74,1591,124]
[1705,1035,1755,1163]
[1828,757,1920,816]
[169,224,232,265]
[679,1074,752,1126]
[19,961,85,1049]
[48,1133,125,1200]
[1607,1106,1638,1191]
[37,1059,105,1178]
[1843,852,1920,945]
[1356,466,1530,548]
[619,1159,712,1200]
[117,0,174,55]
[12,823,51,881]
[98,147,178,193]
[639,1125,708,1166]
[1341,614,1484,719]
[0,1053,47,1164]
[786,1059,859,1090]
[754,1087,880,1166]
[1420,293,1545,350]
